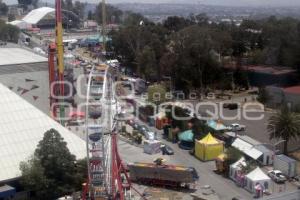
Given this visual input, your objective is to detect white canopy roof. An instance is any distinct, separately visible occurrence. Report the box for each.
[0,83,86,182]
[246,167,270,181]
[231,157,247,168]
[23,7,55,24]
[232,138,263,160]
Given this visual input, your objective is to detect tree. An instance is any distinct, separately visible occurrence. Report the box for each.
[18,0,34,10]
[0,20,20,42]
[73,1,85,19]
[64,0,73,10]
[225,147,243,165]
[32,0,38,8]
[163,16,194,32]
[257,87,271,104]
[137,46,157,81]
[147,84,166,106]
[87,10,93,20]
[20,157,49,198]
[233,67,249,89]
[268,107,300,154]
[8,14,16,22]
[95,2,124,25]
[0,1,8,16]
[20,129,85,200]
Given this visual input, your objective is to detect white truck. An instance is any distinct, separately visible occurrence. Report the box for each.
[273,154,297,178]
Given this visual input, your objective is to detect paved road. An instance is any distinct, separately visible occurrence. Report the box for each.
[118,135,253,200]
[120,117,253,200]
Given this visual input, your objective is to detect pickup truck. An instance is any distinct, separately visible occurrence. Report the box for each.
[227,123,246,131]
[268,170,287,183]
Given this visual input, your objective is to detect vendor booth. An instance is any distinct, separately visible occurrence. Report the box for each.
[229,157,247,185]
[207,120,228,132]
[178,129,194,150]
[195,133,224,161]
[244,167,271,197]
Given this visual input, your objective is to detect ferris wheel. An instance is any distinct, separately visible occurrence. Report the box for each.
[84,63,132,200]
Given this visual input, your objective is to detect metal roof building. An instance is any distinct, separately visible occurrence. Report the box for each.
[0,83,86,182]
[9,7,80,29]
[0,47,49,114]
[0,48,47,66]
[22,7,55,25]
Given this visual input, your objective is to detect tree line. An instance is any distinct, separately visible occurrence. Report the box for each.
[61,0,86,20]
[105,6,300,93]
[0,0,8,16]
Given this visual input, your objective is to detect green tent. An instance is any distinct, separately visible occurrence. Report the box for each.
[178,130,194,142]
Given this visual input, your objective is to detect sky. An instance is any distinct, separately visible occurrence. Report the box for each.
[4,0,300,7]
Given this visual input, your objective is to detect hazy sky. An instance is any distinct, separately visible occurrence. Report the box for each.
[4,0,300,7]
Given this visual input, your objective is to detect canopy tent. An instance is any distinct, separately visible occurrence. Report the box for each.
[232,138,263,160]
[195,133,224,161]
[207,120,228,131]
[178,130,194,142]
[229,157,247,184]
[244,167,271,194]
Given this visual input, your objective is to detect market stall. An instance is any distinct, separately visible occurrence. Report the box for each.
[229,157,247,185]
[178,129,194,150]
[195,133,224,161]
[244,167,271,197]
[207,119,228,133]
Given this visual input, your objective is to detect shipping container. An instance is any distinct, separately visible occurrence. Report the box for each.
[273,154,297,178]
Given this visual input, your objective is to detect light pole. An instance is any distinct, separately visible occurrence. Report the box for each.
[268,123,286,154]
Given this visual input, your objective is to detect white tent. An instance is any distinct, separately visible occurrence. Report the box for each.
[232,138,263,160]
[229,157,247,183]
[244,167,271,193]
[255,144,274,165]
[22,7,55,24]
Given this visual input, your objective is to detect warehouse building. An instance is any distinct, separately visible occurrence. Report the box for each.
[0,46,50,114]
[266,85,300,110]
[9,7,81,29]
[0,82,86,199]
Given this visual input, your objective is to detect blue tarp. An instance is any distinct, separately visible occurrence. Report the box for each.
[178,130,194,142]
[207,120,227,131]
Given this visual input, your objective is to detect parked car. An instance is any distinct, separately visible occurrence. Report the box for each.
[227,123,246,131]
[161,144,174,155]
[138,125,149,135]
[268,170,287,183]
[132,123,140,130]
[232,197,246,200]
[229,103,238,110]
[293,175,300,182]
[144,131,156,140]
